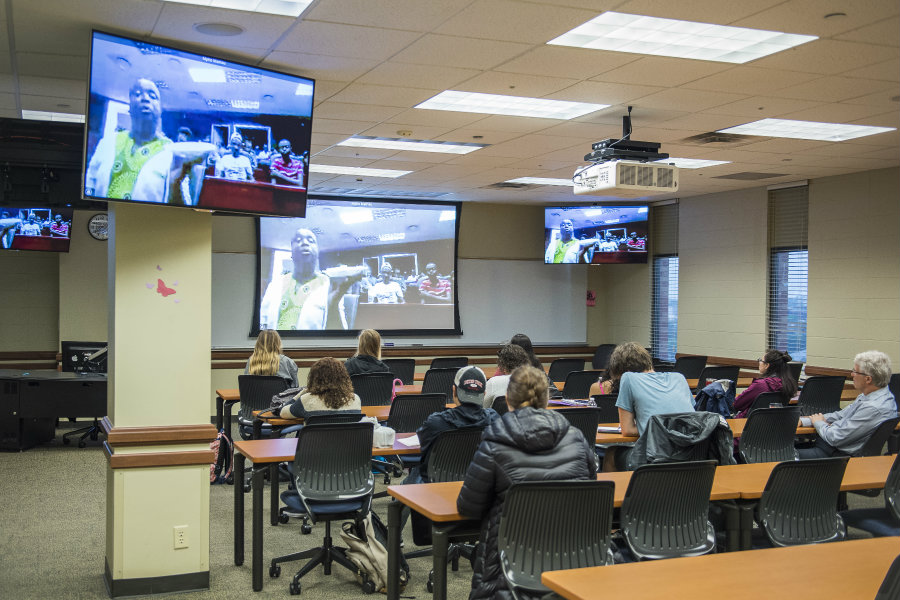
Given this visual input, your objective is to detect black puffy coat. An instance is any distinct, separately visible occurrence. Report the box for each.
[456,406,597,600]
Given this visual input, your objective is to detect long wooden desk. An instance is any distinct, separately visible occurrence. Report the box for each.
[232,434,419,591]
[542,536,899,600]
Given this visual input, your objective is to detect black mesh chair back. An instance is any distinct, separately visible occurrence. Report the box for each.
[562,370,602,399]
[548,358,586,383]
[855,416,900,457]
[787,362,803,382]
[292,421,375,503]
[886,453,900,522]
[890,374,900,410]
[556,407,600,447]
[499,481,615,597]
[351,372,395,406]
[304,412,363,426]
[386,393,447,433]
[382,358,416,385]
[491,396,508,416]
[421,367,457,400]
[430,356,468,370]
[591,394,619,423]
[620,460,717,560]
[876,554,900,600]
[426,426,486,483]
[747,391,786,414]
[796,375,845,416]
[237,375,290,439]
[695,365,740,390]
[738,406,800,464]
[592,344,616,370]
[757,456,848,547]
[673,355,707,380]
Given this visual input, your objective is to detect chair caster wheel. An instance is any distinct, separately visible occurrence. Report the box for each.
[361,577,376,594]
[78,441,86,448]
[383,474,391,485]
[279,513,290,524]
[226,475,234,485]
[243,483,251,493]
[63,437,71,445]
[269,564,281,578]
[289,581,301,595]
[426,578,434,593]
[301,523,312,535]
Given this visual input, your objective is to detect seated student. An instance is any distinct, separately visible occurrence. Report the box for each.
[509,332,560,396]
[798,350,897,459]
[603,343,694,471]
[344,328,391,376]
[244,329,299,388]
[457,365,597,600]
[483,343,530,407]
[589,341,653,397]
[732,349,797,418]
[279,357,361,419]
[407,366,498,485]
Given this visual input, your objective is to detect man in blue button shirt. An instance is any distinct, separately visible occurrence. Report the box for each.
[798,350,897,458]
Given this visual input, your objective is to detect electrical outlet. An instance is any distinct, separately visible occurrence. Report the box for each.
[173,525,189,549]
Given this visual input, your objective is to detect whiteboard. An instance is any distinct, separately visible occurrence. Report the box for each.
[211,253,587,348]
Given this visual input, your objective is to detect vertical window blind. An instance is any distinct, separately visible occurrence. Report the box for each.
[768,185,809,361]
[651,202,679,362]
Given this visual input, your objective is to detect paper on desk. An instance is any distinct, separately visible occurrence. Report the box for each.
[598,426,622,433]
[397,434,420,447]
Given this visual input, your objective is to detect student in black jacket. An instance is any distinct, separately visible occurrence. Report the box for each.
[344,328,391,376]
[456,365,597,600]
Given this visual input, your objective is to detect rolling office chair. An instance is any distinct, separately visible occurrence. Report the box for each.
[237,375,290,440]
[672,355,707,380]
[491,396,508,416]
[421,368,457,401]
[694,365,740,392]
[841,452,900,538]
[591,344,616,370]
[556,407,600,448]
[382,358,416,385]
[737,406,800,464]
[591,394,619,423]
[744,391,786,414]
[350,372,395,406]
[547,358,585,383]
[429,357,468,370]
[382,393,448,476]
[269,422,375,595]
[876,554,900,600]
[561,370,602,399]
[796,375,845,416]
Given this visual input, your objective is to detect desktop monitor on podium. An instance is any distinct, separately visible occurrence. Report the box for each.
[61,341,108,374]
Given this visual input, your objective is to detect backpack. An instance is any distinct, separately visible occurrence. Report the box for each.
[209,428,233,484]
[340,512,409,594]
[271,386,303,410]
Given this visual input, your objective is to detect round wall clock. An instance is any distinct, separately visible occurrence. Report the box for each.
[88,213,109,241]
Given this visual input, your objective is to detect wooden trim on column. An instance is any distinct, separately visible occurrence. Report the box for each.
[104,442,215,469]
[103,418,218,447]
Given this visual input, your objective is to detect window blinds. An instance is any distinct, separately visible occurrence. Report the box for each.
[651,202,679,362]
[767,186,809,361]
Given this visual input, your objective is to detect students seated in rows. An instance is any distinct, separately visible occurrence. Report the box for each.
[483,343,530,407]
[798,350,896,458]
[244,329,299,388]
[731,349,798,418]
[509,332,560,396]
[589,341,654,397]
[457,365,597,600]
[279,357,361,419]
[344,328,391,376]
[603,343,694,471]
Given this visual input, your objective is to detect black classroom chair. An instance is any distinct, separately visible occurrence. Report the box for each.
[745,391,786,415]
[236,374,290,440]
[491,395,508,416]
[421,367,457,401]
[796,375,845,416]
[673,355,707,380]
[841,452,900,538]
[548,358,586,383]
[737,406,799,464]
[561,370,602,399]
[430,357,467,370]
[694,365,740,392]
[556,407,600,448]
[351,372,395,406]
[383,358,416,385]
[591,394,619,423]
[591,344,616,370]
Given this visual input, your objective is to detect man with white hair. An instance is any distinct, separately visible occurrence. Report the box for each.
[215,132,253,181]
[798,350,897,458]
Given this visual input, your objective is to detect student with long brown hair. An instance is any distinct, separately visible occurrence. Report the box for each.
[732,349,797,418]
[344,328,391,376]
[244,329,299,387]
[279,357,361,419]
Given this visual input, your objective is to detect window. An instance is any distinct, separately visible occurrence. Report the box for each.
[650,202,679,362]
[767,186,808,361]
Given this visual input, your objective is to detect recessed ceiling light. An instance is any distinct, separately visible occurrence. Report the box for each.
[309,165,412,178]
[172,0,313,18]
[654,158,731,169]
[439,211,456,221]
[192,22,244,36]
[506,177,573,186]
[548,12,817,64]
[415,90,608,120]
[717,118,896,141]
[339,208,374,224]
[21,110,84,123]
[337,136,487,155]
[188,67,226,83]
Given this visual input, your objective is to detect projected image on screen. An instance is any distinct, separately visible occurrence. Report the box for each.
[256,198,460,335]
[83,31,314,217]
[545,205,648,265]
[0,206,73,252]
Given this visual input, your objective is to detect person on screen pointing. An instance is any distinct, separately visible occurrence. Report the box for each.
[259,228,365,330]
[544,219,598,263]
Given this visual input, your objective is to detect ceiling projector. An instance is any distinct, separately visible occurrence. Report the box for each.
[572,106,679,197]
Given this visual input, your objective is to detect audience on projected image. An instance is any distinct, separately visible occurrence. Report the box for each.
[215,133,254,181]
[269,138,305,187]
[368,262,405,304]
[417,262,452,303]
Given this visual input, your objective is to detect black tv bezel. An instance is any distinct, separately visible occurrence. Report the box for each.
[250,195,463,338]
[0,205,75,253]
[544,203,650,265]
[81,29,315,218]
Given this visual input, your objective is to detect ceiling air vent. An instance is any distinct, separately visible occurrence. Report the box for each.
[483,181,534,190]
[712,172,789,180]
[680,131,756,146]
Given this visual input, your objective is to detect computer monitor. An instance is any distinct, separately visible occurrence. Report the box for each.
[61,341,108,373]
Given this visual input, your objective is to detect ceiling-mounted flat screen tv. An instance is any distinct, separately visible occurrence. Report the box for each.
[0,206,73,252]
[545,205,648,264]
[83,31,314,217]
[254,197,461,336]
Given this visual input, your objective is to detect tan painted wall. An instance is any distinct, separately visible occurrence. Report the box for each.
[59,209,108,344]
[0,247,58,352]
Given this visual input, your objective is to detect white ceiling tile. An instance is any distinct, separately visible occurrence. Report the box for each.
[303,0,472,31]
[309,132,347,147]
[387,108,489,129]
[438,128,536,145]
[315,146,399,160]
[381,150,456,164]
[357,62,481,89]
[748,40,898,76]
[774,76,896,103]
[659,112,753,132]
[153,4,292,51]
[843,59,900,83]
[313,81,350,104]
[360,123,455,140]
[17,76,85,98]
[362,160,436,172]
[547,81,663,105]
[636,88,748,112]
[15,53,89,81]
[614,0,785,25]
[263,52,380,83]
[0,92,18,110]
[313,118,379,135]
[313,101,406,121]
[328,84,440,108]
[442,154,519,168]
[597,56,731,88]
[18,95,84,112]
[277,21,422,61]
[737,138,832,154]
[778,102,892,123]
[835,16,900,46]
[0,53,12,74]
[454,71,581,98]
[390,35,533,70]
[732,0,900,38]
[705,95,824,118]
[495,46,639,79]
[434,0,600,44]
[451,114,564,133]
[685,67,818,95]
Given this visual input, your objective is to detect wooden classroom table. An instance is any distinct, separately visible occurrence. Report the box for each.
[593,418,816,445]
[232,433,419,591]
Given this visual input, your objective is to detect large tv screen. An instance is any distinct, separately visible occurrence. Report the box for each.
[0,206,73,252]
[254,197,461,336]
[83,31,314,217]
[545,205,648,264]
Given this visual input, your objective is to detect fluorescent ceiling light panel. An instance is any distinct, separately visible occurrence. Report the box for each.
[506,177,573,186]
[188,68,226,83]
[415,90,608,120]
[717,118,896,142]
[294,83,314,96]
[339,208,374,225]
[655,158,731,169]
[439,210,456,221]
[338,136,486,155]
[21,110,84,123]
[548,12,817,63]
[163,0,313,17]
[309,164,412,178]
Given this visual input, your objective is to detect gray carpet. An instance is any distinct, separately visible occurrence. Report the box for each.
[0,422,885,599]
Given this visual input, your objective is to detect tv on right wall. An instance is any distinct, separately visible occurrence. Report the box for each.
[544,205,648,264]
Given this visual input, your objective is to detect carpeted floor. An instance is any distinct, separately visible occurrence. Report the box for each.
[0,422,884,599]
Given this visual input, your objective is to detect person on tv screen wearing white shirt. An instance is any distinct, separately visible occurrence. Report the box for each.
[215,133,253,181]
[368,262,405,304]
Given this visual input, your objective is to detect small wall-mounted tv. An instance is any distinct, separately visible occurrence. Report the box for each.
[545,205,648,264]
[254,197,461,336]
[0,206,74,252]
[83,31,314,218]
